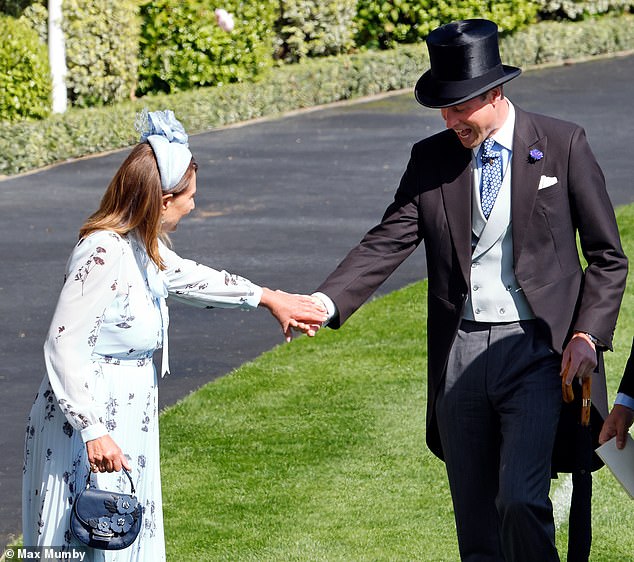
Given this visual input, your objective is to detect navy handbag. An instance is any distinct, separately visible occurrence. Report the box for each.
[70,467,143,550]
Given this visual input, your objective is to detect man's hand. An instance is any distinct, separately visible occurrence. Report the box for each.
[259,289,328,342]
[86,434,131,473]
[599,404,634,449]
[561,332,598,386]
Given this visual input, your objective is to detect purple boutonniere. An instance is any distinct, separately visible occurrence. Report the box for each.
[528,149,544,163]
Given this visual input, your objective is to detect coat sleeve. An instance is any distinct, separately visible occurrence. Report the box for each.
[44,232,125,443]
[315,145,424,327]
[567,126,628,348]
[160,241,263,310]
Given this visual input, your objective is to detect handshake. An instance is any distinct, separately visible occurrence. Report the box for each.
[259,288,331,342]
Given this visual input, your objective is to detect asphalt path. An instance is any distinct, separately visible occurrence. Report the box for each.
[1,53,632,552]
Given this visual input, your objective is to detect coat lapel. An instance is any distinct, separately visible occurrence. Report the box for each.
[511,108,547,261]
[441,149,473,284]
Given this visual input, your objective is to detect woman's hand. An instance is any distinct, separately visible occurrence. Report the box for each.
[259,288,328,342]
[86,434,131,473]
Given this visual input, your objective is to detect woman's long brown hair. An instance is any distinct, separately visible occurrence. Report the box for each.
[79,142,196,270]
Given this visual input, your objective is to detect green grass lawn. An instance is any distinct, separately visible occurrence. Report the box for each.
[160,282,460,561]
[160,203,634,561]
[4,207,631,562]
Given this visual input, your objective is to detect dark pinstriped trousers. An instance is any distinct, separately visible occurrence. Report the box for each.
[435,320,562,562]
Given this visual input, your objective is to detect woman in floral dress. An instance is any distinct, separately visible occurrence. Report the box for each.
[22,110,325,561]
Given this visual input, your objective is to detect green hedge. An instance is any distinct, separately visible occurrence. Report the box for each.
[275,0,358,62]
[4,0,633,113]
[1,14,633,176]
[137,0,278,95]
[11,1,139,108]
[0,13,50,122]
[533,0,634,19]
[354,0,539,50]
[63,0,139,107]
[502,12,634,63]
[19,2,47,42]
[0,0,32,16]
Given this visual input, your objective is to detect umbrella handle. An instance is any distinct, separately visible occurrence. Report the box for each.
[581,376,592,427]
[561,363,592,426]
[561,363,574,403]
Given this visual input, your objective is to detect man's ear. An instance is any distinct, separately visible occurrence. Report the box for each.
[490,86,504,102]
[161,193,173,210]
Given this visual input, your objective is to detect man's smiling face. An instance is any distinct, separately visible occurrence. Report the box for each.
[440,87,507,149]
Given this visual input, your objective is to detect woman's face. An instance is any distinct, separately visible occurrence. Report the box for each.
[161,174,197,233]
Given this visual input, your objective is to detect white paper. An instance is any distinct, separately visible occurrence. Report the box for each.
[596,435,634,499]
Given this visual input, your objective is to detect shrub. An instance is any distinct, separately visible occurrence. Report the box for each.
[354,0,540,50]
[275,0,358,62]
[532,0,634,20]
[19,1,47,43]
[0,13,50,122]
[501,12,634,63]
[0,0,33,16]
[137,0,278,95]
[63,0,139,107]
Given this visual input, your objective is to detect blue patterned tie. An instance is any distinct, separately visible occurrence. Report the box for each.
[480,138,502,219]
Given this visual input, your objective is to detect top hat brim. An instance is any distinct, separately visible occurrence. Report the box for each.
[415,65,521,109]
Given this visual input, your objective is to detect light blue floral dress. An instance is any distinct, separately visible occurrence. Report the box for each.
[23,230,262,561]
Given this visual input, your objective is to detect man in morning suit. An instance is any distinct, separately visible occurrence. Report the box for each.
[600,338,634,449]
[309,19,628,562]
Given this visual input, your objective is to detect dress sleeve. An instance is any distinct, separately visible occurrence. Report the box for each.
[159,241,262,310]
[44,232,125,443]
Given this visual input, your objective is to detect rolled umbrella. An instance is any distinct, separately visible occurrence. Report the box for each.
[561,366,593,562]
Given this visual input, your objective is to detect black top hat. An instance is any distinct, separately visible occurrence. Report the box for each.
[415,19,521,108]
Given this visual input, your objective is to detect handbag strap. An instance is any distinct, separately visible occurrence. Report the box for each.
[85,466,136,495]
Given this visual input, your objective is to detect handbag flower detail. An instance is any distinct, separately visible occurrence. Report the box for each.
[528,148,544,163]
[87,494,141,538]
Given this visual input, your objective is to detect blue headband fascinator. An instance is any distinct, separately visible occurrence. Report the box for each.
[136,109,193,192]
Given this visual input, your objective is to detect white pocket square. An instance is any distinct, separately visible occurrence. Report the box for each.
[538,175,558,190]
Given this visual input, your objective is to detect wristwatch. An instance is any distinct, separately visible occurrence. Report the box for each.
[580,331,599,346]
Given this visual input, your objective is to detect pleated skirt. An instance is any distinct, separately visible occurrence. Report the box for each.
[23,358,165,562]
